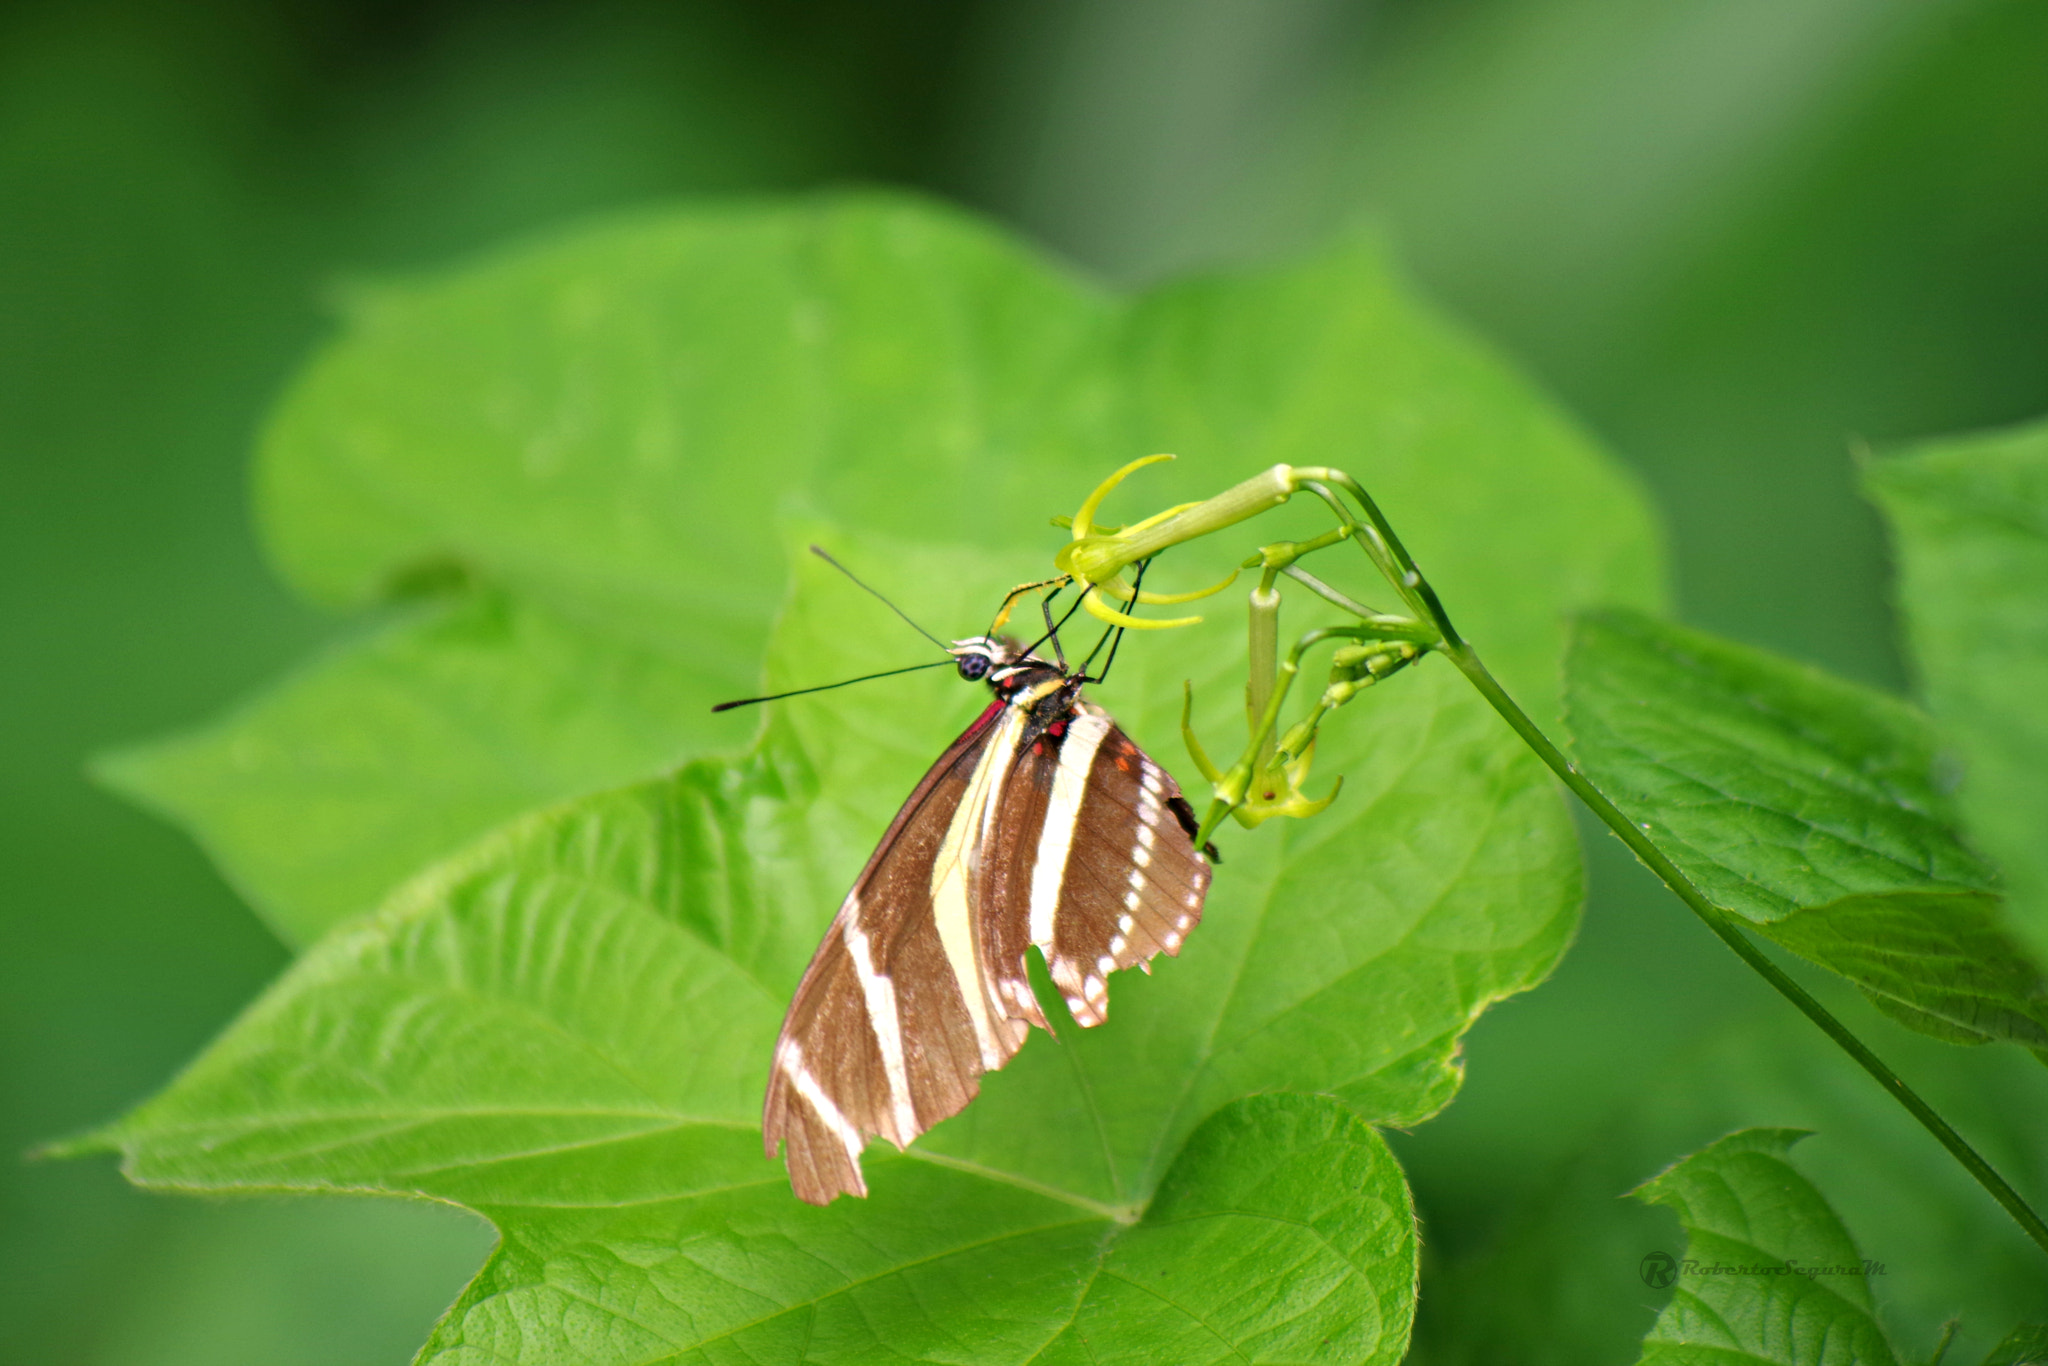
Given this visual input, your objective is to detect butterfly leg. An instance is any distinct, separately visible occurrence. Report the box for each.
[987,575,1071,636]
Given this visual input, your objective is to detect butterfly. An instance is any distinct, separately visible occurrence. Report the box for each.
[759,628,1217,1205]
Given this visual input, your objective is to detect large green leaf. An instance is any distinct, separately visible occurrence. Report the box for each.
[85,193,1668,1360]
[1866,419,2048,963]
[102,191,1662,944]
[81,529,1585,1361]
[1632,1129,1899,1366]
[1564,609,2047,1050]
[416,1094,1417,1366]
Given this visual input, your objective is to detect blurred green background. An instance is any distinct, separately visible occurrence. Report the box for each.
[5,1,2045,1362]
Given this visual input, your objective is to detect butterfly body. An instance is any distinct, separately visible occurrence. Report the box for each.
[763,635,1214,1204]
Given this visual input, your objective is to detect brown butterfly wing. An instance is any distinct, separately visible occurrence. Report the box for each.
[763,689,1214,1206]
[974,698,1212,1029]
[762,700,1033,1204]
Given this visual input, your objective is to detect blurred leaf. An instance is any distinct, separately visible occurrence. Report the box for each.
[88,1200,491,1366]
[1632,1128,1899,1366]
[1867,419,2048,964]
[1255,0,2048,684]
[256,193,1121,642]
[1564,609,2047,1050]
[113,192,1662,943]
[1407,1004,2048,1366]
[1981,1323,2048,1366]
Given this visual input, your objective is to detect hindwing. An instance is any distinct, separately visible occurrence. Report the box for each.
[975,700,1211,1029]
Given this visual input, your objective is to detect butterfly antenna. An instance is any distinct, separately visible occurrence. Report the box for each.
[711,658,956,712]
[810,545,949,652]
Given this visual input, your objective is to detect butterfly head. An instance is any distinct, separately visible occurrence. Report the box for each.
[948,636,1063,694]
[948,637,1001,681]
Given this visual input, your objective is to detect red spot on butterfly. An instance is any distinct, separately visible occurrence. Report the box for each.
[1115,756,1131,772]
[1033,741,1044,755]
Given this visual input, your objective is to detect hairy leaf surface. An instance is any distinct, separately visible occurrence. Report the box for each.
[1981,1324,2048,1366]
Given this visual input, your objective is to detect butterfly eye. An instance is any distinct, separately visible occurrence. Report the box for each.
[957,653,990,681]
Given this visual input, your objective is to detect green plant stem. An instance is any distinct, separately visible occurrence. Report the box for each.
[1442,638,2048,1262]
[1247,578,1280,773]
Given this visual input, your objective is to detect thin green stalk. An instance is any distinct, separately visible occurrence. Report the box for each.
[1442,639,2048,1261]
[1060,456,2048,1259]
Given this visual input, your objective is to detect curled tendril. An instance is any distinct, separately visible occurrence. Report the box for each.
[1053,454,1243,630]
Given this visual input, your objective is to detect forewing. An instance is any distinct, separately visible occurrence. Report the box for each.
[762,699,1034,1205]
[976,721,1062,1035]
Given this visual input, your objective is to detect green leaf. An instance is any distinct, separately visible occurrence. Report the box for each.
[1564,609,2048,1050]
[85,523,1581,1362]
[1632,1129,1899,1366]
[1866,419,2048,964]
[111,191,1662,943]
[255,194,1124,632]
[88,193,1667,1360]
